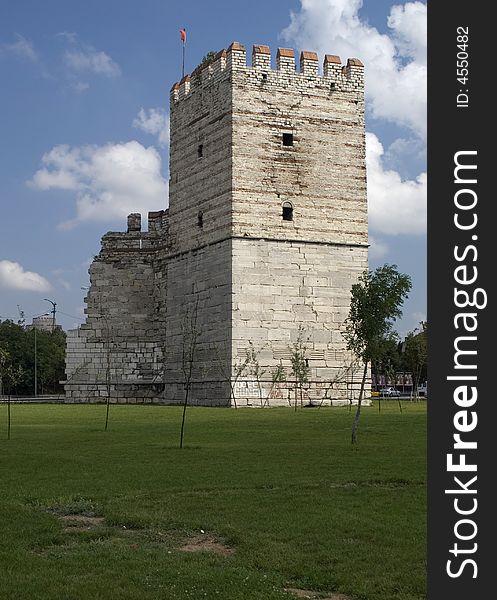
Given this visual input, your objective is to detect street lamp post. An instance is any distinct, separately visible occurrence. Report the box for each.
[33,312,49,397]
[34,326,37,397]
[43,298,57,332]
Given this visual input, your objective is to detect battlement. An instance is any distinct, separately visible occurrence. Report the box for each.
[170,42,364,103]
[95,210,170,258]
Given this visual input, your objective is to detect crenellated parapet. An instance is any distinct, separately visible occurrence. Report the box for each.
[147,209,169,235]
[95,210,170,259]
[170,42,364,104]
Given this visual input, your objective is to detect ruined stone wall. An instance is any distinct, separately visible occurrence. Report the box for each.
[65,214,167,403]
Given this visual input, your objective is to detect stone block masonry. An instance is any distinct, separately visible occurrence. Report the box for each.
[64,42,369,406]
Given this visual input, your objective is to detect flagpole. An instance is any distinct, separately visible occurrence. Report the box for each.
[182,42,185,79]
[180,28,186,79]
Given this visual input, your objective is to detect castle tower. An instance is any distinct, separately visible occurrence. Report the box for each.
[64,43,368,406]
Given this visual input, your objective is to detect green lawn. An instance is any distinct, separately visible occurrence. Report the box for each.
[0,403,426,600]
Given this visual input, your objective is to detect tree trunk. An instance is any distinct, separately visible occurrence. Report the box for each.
[229,383,238,409]
[104,369,111,431]
[351,361,368,445]
[179,383,190,448]
[7,394,11,440]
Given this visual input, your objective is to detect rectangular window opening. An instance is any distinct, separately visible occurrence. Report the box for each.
[282,133,294,147]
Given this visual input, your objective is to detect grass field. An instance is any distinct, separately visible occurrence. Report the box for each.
[0,403,426,600]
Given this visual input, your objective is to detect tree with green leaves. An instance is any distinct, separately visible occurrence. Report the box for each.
[267,361,286,407]
[0,347,9,398]
[344,264,411,444]
[0,320,66,395]
[0,347,24,440]
[373,333,401,412]
[200,51,217,66]
[246,341,266,407]
[403,322,427,400]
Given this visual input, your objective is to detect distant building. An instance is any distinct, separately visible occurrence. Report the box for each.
[26,314,61,333]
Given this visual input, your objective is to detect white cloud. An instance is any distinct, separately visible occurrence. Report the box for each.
[56,31,78,44]
[368,236,389,261]
[0,261,51,292]
[51,269,72,291]
[55,32,119,84]
[133,108,170,147]
[282,0,427,139]
[412,311,426,325]
[366,132,426,235]
[61,34,120,78]
[388,2,427,64]
[383,136,426,178]
[29,141,168,229]
[1,33,38,62]
[72,81,90,93]
[64,48,120,77]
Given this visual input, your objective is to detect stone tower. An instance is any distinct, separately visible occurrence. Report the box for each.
[64,42,368,406]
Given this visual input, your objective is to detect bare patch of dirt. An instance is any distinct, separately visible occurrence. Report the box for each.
[59,514,105,531]
[285,588,352,600]
[179,535,234,556]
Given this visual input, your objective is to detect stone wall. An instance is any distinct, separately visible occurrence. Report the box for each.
[229,45,366,246]
[162,239,232,406]
[64,41,369,406]
[65,215,166,403]
[168,59,233,254]
[231,239,368,406]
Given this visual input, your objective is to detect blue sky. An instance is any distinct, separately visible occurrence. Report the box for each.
[0,0,426,336]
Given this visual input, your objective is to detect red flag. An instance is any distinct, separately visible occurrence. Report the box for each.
[180,28,186,43]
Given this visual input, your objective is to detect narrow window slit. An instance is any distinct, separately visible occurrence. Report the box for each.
[282,202,293,221]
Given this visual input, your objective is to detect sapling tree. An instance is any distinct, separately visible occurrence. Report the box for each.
[214,343,250,409]
[246,341,266,407]
[179,298,201,449]
[87,294,114,430]
[101,313,113,431]
[266,361,286,407]
[344,264,411,444]
[318,357,361,408]
[90,301,114,431]
[289,326,311,411]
